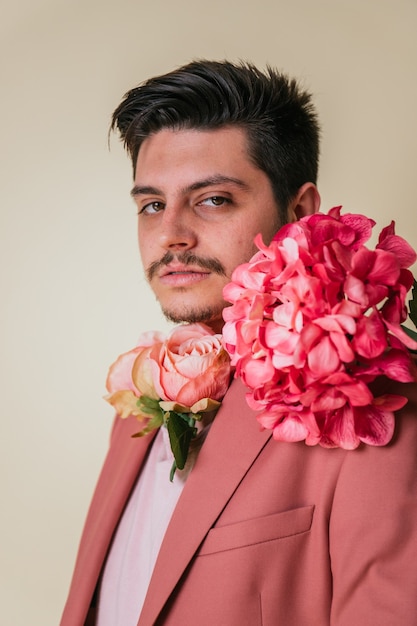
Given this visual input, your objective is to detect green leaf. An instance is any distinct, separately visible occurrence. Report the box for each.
[132,412,164,437]
[177,412,198,427]
[138,396,162,411]
[166,412,196,478]
[409,279,417,330]
[169,460,177,482]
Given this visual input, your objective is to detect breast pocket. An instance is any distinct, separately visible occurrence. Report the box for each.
[198,504,315,556]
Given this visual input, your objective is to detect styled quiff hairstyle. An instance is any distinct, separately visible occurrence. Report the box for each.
[111,60,320,219]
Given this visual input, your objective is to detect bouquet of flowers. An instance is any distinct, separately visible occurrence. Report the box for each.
[222,207,417,449]
[105,323,231,479]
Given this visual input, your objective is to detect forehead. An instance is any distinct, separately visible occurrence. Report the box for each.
[134,127,254,181]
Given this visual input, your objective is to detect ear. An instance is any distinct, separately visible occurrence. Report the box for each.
[286,182,321,222]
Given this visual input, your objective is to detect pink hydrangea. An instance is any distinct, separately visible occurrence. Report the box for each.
[222,207,417,449]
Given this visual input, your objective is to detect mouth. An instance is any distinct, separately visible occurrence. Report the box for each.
[160,263,209,276]
[158,264,211,286]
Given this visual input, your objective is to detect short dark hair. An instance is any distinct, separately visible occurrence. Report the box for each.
[111,59,320,217]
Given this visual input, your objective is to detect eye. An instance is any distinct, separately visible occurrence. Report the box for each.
[139,201,165,215]
[199,196,230,207]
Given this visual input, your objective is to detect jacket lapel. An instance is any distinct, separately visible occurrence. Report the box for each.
[138,378,272,625]
[61,415,156,625]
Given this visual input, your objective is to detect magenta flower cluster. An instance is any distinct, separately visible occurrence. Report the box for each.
[222,207,417,449]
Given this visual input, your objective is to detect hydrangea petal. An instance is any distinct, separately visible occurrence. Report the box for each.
[308,336,340,377]
[377,222,417,267]
[353,403,396,446]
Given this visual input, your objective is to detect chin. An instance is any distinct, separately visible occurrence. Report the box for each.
[161,302,225,331]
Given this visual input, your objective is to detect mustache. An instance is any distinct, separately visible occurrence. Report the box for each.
[146,251,227,281]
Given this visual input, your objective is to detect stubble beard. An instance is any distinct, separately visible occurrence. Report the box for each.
[160,298,227,330]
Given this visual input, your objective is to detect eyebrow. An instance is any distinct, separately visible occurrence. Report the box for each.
[130,175,249,198]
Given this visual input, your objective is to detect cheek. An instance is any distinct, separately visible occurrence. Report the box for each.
[223,239,258,275]
[138,232,153,266]
[223,216,280,272]
[261,224,281,246]
[262,214,282,244]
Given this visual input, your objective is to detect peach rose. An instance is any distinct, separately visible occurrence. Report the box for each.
[147,323,231,411]
[105,324,232,476]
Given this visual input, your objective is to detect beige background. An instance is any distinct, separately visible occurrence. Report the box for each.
[1,0,416,624]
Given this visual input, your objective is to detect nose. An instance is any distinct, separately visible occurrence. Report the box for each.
[157,204,197,252]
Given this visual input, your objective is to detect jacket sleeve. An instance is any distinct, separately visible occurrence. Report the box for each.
[329,382,417,625]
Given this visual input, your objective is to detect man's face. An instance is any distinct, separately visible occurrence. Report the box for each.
[133,127,282,332]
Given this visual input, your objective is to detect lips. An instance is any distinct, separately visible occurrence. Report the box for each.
[158,264,211,286]
[160,264,210,278]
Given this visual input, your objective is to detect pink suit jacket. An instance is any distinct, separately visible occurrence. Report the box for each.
[61,378,417,625]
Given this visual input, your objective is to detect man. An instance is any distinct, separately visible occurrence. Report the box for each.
[61,60,417,625]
